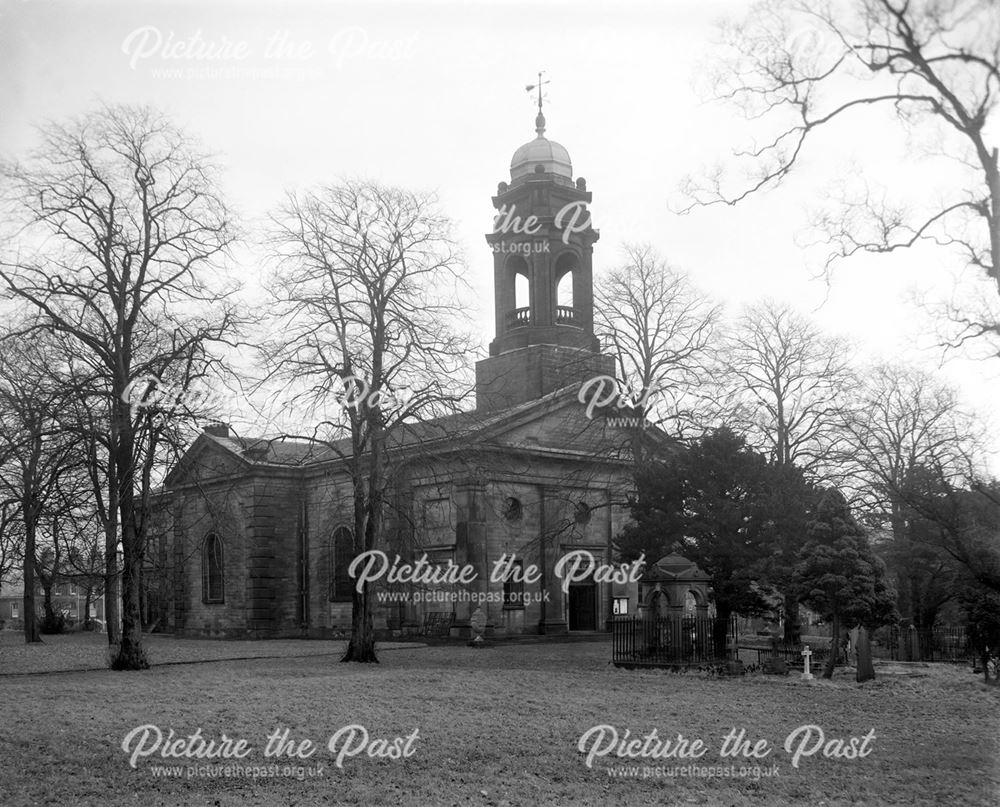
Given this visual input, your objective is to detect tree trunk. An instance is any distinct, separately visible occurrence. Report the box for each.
[712,604,732,660]
[22,519,40,643]
[630,403,648,468]
[41,575,56,626]
[916,602,943,661]
[822,611,839,679]
[104,483,120,645]
[982,651,997,685]
[342,582,378,663]
[342,404,383,664]
[342,479,381,663]
[37,519,64,631]
[912,594,930,661]
[111,518,147,669]
[855,626,875,682]
[109,422,148,671]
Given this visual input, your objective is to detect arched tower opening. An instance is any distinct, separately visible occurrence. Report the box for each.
[555,251,579,326]
[515,268,530,309]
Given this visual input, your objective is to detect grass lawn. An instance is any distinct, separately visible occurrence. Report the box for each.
[1,633,998,806]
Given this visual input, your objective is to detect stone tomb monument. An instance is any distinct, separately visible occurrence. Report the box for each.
[637,553,712,620]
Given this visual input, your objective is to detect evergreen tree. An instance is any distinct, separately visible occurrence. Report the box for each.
[795,489,897,679]
[960,583,1000,685]
[758,461,816,644]
[622,428,777,656]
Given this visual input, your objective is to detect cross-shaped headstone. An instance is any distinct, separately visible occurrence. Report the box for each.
[801,645,814,680]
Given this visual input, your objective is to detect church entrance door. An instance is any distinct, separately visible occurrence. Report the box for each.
[568,583,597,631]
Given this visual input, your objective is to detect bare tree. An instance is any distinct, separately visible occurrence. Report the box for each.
[838,362,984,647]
[711,301,854,642]
[60,367,122,643]
[50,333,212,644]
[719,300,854,478]
[34,524,65,632]
[262,179,473,663]
[683,0,1000,347]
[593,243,721,444]
[881,469,1000,677]
[924,480,1000,598]
[0,501,23,597]
[61,505,106,631]
[0,333,80,643]
[840,362,983,513]
[0,104,240,669]
[33,449,104,632]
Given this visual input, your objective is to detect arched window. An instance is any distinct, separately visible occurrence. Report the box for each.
[202,533,224,604]
[329,527,354,603]
[557,270,574,308]
[515,271,530,308]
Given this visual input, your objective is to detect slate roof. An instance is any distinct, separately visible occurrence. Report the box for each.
[164,382,675,490]
[200,383,596,468]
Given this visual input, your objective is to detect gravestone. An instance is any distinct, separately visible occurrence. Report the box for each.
[855,627,875,682]
[906,624,920,661]
[467,607,490,648]
[763,637,787,675]
[801,645,814,681]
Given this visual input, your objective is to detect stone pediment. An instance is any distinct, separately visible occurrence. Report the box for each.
[641,553,710,584]
[163,434,251,488]
[474,390,638,459]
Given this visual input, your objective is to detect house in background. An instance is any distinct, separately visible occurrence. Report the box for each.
[0,575,107,630]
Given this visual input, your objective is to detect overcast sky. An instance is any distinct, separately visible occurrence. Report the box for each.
[3,0,998,464]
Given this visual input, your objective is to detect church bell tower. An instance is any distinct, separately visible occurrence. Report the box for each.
[476,87,614,412]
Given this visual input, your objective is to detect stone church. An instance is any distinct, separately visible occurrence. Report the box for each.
[150,106,651,639]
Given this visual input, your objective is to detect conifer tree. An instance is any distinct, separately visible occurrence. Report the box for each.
[795,489,897,679]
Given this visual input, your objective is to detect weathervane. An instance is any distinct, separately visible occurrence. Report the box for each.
[525,71,550,136]
[525,71,549,113]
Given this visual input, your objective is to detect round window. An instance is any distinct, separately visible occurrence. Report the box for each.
[504,497,523,521]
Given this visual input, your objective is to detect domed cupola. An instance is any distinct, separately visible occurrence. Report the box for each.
[510,110,573,180]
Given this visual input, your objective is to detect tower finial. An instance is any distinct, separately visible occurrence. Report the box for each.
[524,71,550,137]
